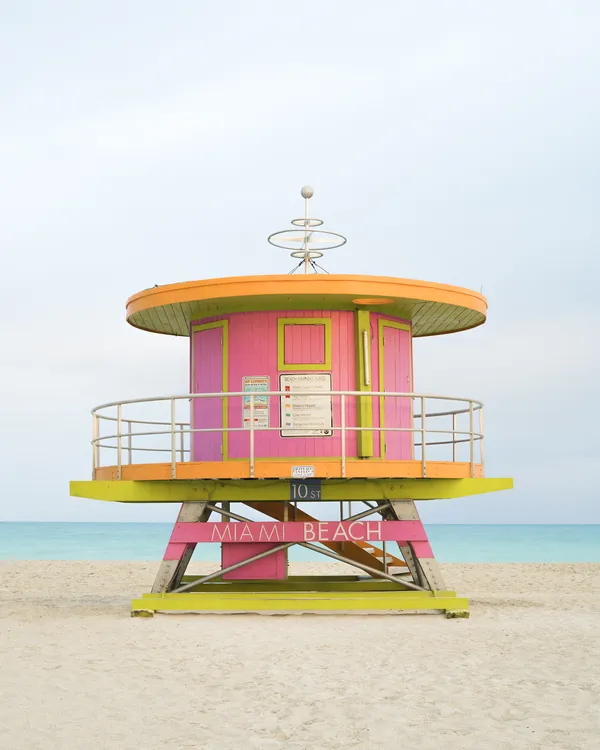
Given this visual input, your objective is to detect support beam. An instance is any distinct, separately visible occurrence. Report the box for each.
[299,542,425,591]
[388,500,447,591]
[151,502,211,593]
[173,542,295,593]
[245,501,406,571]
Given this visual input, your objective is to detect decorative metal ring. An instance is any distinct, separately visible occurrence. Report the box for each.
[291,218,324,227]
[267,229,347,251]
[290,250,324,259]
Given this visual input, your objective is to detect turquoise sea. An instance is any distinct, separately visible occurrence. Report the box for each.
[0,523,599,562]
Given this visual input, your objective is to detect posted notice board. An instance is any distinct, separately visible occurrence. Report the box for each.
[279,373,333,437]
[242,376,270,429]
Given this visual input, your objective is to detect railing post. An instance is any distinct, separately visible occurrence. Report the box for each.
[341,394,346,478]
[383,540,388,574]
[479,406,485,476]
[127,420,132,465]
[452,412,457,463]
[170,399,177,479]
[179,423,185,463]
[421,396,427,478]
[249,395,255,479]
[116,405,122,480]
[92,412,99,478]
[469,400,474,478]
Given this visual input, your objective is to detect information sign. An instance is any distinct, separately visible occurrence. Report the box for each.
[279,373,333,437]
[242,376,270,429]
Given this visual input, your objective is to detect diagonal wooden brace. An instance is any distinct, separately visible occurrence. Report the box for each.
[151,502,212,593]
[388,500,446,591]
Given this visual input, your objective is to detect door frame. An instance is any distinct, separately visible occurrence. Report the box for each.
[377,318,412,459]
[191,320,229,460]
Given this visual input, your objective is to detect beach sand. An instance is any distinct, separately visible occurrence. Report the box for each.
[0,561,598,749]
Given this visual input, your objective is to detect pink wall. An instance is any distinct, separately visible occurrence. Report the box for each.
[221,543,287,580]
[381,326,412,459]
[190,310,413,462]
[191,310,356,459]
[284,323,326,365]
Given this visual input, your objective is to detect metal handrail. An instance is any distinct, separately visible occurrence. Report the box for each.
[91,391,484,480]
[92,390,483,412]
[96,414,189,427]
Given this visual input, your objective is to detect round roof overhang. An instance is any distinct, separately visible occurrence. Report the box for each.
[126,274,487,338]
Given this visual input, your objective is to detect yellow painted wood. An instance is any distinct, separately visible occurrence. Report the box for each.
[191,320,229,460]
[70,477,514,503]
[277,317,332,370]
[355,310,374,457]
[142,589,458,598]
[180,575,363,583]
[132,590,468,613]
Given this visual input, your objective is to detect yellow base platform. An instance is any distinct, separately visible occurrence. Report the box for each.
[131,578,469,617]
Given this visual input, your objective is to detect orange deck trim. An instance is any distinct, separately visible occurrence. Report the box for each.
[93,459,484,482]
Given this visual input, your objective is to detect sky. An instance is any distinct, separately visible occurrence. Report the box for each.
[1,1,599,523]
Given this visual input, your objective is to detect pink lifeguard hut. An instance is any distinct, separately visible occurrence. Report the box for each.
[70,186,512,616]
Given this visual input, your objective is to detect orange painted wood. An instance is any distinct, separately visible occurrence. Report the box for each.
[125,275,487,338]
[127,275,487,320]
[93,459,483,482]
[244,501,405,571]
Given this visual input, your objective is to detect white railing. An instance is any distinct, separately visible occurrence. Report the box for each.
[91,391,484,480]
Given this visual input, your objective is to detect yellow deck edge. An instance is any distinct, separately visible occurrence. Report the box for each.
[70,477,513,503]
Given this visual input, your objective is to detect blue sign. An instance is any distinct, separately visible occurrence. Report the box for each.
[290,479,322,501]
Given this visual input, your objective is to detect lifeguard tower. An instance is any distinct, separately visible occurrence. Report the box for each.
[70,186,512,617]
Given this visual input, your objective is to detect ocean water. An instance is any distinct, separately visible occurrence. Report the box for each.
[0,523,599,563]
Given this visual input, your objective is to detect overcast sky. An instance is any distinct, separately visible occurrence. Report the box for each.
[1,2,599,523]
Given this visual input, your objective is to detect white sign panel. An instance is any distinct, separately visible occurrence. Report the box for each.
[279,373,333,437]
[242,376,270,429]
[291,465,316,478]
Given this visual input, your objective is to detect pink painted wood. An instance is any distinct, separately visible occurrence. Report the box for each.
[191,311,357,459]
[170,520,428,544]
[367,315,411,458]
[191,326,223,461]
[409,541,434,558]
[381,325,412,460]
[284,322,326,364]
[189,311,413,461]
[163,542,187,561]
[221,543,287,580]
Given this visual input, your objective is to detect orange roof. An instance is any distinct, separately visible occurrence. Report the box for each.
[126,274,487,337]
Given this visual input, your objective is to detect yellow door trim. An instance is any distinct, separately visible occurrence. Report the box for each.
[191,320,229,460]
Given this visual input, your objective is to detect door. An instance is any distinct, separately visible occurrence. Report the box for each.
[192,326,224,461]
[381,325,412,460]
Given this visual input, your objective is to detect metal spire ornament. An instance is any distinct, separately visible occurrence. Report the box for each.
[268,186,347,273]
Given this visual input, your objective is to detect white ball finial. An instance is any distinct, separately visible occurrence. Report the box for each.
[301,185,314,199]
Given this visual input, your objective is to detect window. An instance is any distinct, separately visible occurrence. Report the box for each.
[277,318,332,370]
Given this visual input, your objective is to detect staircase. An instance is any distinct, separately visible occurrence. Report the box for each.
[243,501,407,574]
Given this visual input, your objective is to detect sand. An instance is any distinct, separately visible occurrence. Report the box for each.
[0,562,599,750]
